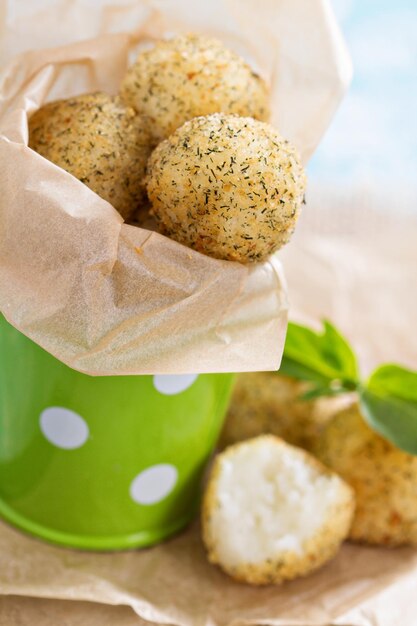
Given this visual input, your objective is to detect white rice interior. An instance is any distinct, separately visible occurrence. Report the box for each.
[210,439,341,566]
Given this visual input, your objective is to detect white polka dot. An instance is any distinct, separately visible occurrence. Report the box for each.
[153,374,198,395]
[130,464,178,505]
[40,407,89,450]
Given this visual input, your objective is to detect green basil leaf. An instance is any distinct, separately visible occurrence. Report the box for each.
[359,388,417,455]
[279,357,330,385]
[367,364,417,403]
[321,321,359,381]
[300,385,348,401]
[282,320,359,384]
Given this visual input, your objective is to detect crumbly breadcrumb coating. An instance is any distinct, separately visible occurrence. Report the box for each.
[220,373,345,451]
[202,436,354,585]
[315,404,417,546]
[120,33,270,141]
[29,92,153,220]
[146,113,306,263]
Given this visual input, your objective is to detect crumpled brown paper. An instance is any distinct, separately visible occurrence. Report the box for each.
[281,184,417,375]
[0,596,154,626]
[1,515,417,626]
[0,0,350,375]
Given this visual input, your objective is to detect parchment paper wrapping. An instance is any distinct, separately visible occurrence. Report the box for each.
[0,0,351,375]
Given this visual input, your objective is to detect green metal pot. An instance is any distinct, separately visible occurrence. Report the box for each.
[0,316,234,550]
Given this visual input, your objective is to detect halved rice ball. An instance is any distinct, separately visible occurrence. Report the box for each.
[202,435,354,585]
[29,92,153,220]
[147,113,306,263]
[120,33,270,141]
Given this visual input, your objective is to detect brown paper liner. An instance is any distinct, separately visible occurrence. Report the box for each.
[0,0,350,375]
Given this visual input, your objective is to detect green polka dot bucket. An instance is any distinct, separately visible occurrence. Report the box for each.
[0,316,235,550]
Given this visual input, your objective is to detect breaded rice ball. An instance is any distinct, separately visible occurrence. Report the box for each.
[29,92,153,220]
[202,436,354,585]
[220,373,347,452]
[120,33,270,141]
[147,114,306,263]
[315,404,417,546]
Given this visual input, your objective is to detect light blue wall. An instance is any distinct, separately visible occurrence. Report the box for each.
[309,0,417,187]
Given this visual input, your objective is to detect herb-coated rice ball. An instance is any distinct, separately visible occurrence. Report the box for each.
[120,33,270,141]
[315,404,417,546]
[29,92,153,220]
[146,113,306,263]
[202,435,354,585]
[220,372,348,452]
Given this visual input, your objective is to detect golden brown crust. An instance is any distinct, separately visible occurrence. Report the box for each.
[219,373,346,451]
[120,33,270,141]
[29,92,153,219]
[315,404,417,546]
[146,113,306,263]
[202,436,354,585]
